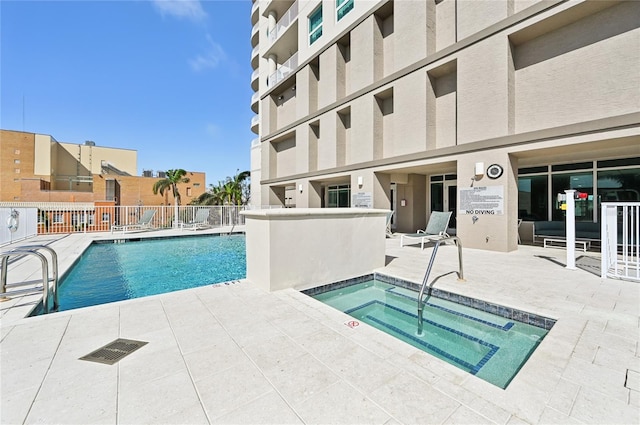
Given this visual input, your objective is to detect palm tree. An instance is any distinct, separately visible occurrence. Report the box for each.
[153,169,190,228]
[191,170,250,206]
[192,183,224,205]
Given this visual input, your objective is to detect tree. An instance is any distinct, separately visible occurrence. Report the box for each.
[191,170,250,206]
[153,169,190,227]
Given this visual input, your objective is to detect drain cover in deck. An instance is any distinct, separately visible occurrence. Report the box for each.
[79,338,148,365]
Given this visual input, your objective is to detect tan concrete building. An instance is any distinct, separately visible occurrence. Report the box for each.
[0,130,206,206]
[250,0,640,251]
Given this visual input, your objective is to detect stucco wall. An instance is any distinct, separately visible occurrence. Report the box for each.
[243,208,388,292]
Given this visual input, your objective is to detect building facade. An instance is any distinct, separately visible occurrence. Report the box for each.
[0,130,206,206]
[250,0,640,251]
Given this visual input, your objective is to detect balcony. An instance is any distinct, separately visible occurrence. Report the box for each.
[264,1,298,61]
[251,21,259,48]
[267,1,297,43]
[251,0,259,25]
[267,52,298,88]
[251,45,259,70]
[251,91,260,113]
[251,68,259,91]
[251,115,260,134]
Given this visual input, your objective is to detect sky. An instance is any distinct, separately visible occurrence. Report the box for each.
[1,0,254,187]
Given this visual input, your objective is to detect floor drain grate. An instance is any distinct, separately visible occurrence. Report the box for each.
[79,338,148,365]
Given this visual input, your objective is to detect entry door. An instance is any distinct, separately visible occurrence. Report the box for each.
[444,181,457,230]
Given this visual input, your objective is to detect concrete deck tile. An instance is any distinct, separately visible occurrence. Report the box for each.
[626,369,640,391]
[261,352,341,406]
[293,380,390,425]
[118,344,187,387]
[118,370,208,425]
[369,372,460,424]
[321,343,401,393]
[545,378,580,416]
[538,407,585,424]
[443,404,498,424]
[570,386,638,424]
[195,356,274,420]
[182,339,245,380]
[1,385,40,425]
[432,376,512,424]
[242,334,307,370]
[562,356,630,402]
[211,391,302,424]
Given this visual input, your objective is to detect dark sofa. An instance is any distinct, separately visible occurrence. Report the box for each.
[533,221,601,243]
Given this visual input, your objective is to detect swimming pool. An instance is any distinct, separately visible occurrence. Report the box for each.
[32,234,245,315]
[307,277,554,388]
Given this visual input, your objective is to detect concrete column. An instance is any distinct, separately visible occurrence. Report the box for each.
[456,151,518,252]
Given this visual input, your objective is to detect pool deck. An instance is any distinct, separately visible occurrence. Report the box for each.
[1,229,638,424]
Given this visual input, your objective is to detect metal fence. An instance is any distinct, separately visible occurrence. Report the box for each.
[601,202,639,282]
[5,205,249,235]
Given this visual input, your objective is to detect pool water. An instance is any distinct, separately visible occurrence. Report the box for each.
[34,234,245,315]
[312,280,549,388]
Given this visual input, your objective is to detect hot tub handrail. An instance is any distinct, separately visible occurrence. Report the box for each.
[417,236,464,336]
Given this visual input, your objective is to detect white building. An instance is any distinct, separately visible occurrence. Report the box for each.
[250,0,640,252]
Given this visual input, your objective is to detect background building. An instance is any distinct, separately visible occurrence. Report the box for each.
[250,0,640,251]
[0,129,206,206]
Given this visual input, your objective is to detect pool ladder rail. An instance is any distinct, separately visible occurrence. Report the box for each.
[0,245,59,314]
[417,236,464,336]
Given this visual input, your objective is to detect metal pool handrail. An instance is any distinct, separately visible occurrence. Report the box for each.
[0,245,59,314]
[417,236,464,336]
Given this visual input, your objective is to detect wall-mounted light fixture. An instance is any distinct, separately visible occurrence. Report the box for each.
[474,162,485,180]
[298,184,303,193]
[277,95,284,101]
[292,85,296,91]
[357,176,363,188]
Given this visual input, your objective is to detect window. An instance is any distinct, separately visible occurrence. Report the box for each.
[517,175,548,221]
[102,213,111,223]
[186,187,192,197]
[14,159,20,164]
[552,171,593,222]
[327,184,350,207]
[337,0,353,21]
[53,213,64,224]
[309,6,323,45]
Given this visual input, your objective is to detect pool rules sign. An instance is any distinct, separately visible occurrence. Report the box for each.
[459,186,504,215]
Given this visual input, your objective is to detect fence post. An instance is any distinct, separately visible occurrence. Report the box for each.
[565,190,576,270]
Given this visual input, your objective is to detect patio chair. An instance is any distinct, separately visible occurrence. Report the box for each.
[400,211,452,249]
[385,210,395,238]
[111,209,156,233]
[181,209,210,231]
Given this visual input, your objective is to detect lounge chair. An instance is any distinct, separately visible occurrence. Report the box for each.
[385,210,395,238]
[400,211,452,249]
[181,209,210,231]
[111,209,156,233]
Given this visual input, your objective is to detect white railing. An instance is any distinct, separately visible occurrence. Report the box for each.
[0,204,248,236]
[267,52,299,87]
[601,202,640,282]
[267,0,298,44]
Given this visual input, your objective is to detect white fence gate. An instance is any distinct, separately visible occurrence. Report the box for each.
[0,208,38,246]
[601,202,640,282]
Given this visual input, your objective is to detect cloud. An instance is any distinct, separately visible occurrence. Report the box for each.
[151,0,207,22]
[189,35,227,72]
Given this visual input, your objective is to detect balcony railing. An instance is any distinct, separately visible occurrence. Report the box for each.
[267,0,298,45]
[267,52,298,87]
